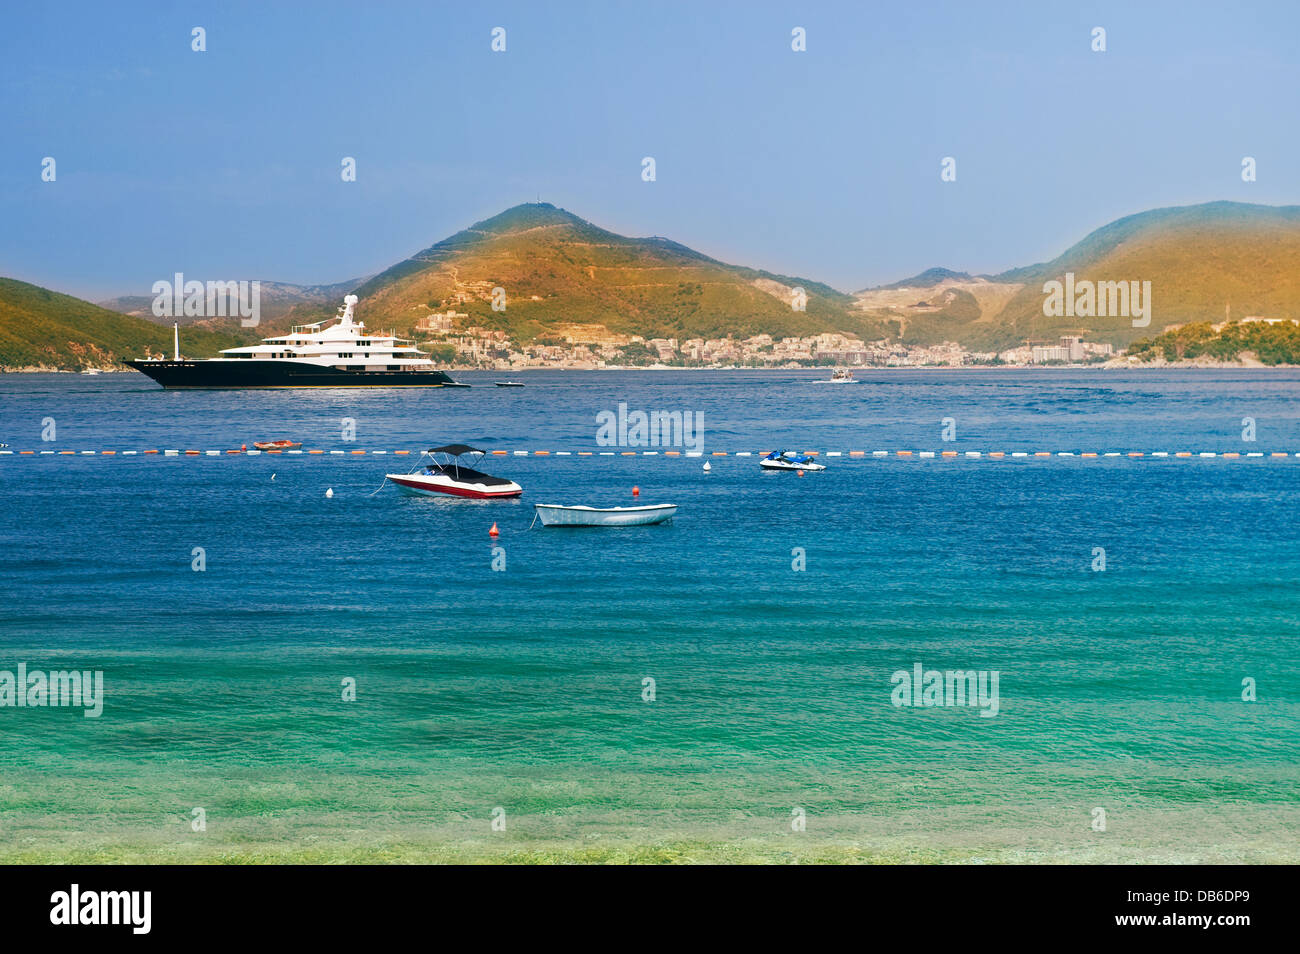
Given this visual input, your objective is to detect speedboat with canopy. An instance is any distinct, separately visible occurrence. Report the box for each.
[386,444,523,498]
[759,450,827,471]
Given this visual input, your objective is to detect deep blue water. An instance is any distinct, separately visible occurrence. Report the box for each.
[0,369,1297,861]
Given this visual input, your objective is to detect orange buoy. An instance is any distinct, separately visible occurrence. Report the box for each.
[489,522,499,536]
[240,443,246,452]
[797,469,805,477]
[632,485,640,497]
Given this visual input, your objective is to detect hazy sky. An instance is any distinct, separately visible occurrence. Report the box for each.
[3,0,1298,300]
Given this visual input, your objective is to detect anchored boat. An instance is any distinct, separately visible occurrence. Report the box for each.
[387,444,522,499]
[253,440,302,451]
[760,450,826,471]
[129,295,458,389]
[533,503,677,527]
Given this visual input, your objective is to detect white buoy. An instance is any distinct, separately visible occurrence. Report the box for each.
[703,461,711,473]
[271,473,276,481]
[325,487,334,498]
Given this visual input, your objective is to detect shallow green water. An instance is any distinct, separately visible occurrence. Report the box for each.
[1,371,1297,862]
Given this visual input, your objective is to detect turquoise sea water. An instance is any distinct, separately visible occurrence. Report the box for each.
[1,369,1297,862]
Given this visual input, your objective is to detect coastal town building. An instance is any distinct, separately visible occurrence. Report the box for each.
[415,310,466,333]
[1028,335,1113,364]
[413,318,1120,370]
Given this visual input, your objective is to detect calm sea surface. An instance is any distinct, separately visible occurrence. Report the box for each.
[1,369,1297,862]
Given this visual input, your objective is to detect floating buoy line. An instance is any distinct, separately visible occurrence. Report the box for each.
[1,448,1297,461]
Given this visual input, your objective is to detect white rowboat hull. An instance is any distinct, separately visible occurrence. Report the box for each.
[534,503,677,526]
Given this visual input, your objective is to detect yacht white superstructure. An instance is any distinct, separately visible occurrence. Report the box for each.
[130,295,457,389]
[219,296,435,371]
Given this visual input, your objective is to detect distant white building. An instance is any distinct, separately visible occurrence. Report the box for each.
[416,311,465,332]
[1030,334,1101,364]
[1031,345,1070,363]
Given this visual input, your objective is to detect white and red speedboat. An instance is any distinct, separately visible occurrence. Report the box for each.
[387,444,522,499]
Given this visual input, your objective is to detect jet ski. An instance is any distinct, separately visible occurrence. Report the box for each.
[759,450,826,471]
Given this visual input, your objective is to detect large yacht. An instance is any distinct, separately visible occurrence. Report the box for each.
[129,295,457,389]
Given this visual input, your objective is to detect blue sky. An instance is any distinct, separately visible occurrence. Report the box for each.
[3,0,1298,300]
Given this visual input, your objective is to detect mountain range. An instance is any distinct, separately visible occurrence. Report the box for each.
[97,278,371,327]
[4,199,1300,369]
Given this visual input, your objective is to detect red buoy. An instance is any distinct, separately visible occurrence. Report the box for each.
[489,522,499,536]
[632,485,640,497]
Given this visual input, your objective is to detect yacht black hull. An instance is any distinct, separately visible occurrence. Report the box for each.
[129,360,456,389]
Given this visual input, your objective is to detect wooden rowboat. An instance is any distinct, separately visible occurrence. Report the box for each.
[253,440,302,451]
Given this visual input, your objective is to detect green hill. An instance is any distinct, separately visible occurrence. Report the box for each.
[0,278,252,371]
[352,203,883,343]
[871,267,975,292]
[983,201,1300,349]
[855,201,1300,351]
[1127,320,1300,365]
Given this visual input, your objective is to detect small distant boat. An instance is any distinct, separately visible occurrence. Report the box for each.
[813,368,859,384]
[444,381,472,388]
[81,368,101,375]
[533,503,676,527]
[760,450,826,471]
[253,440,302,451]
[387,444,522,499]
[495,381,525,388]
